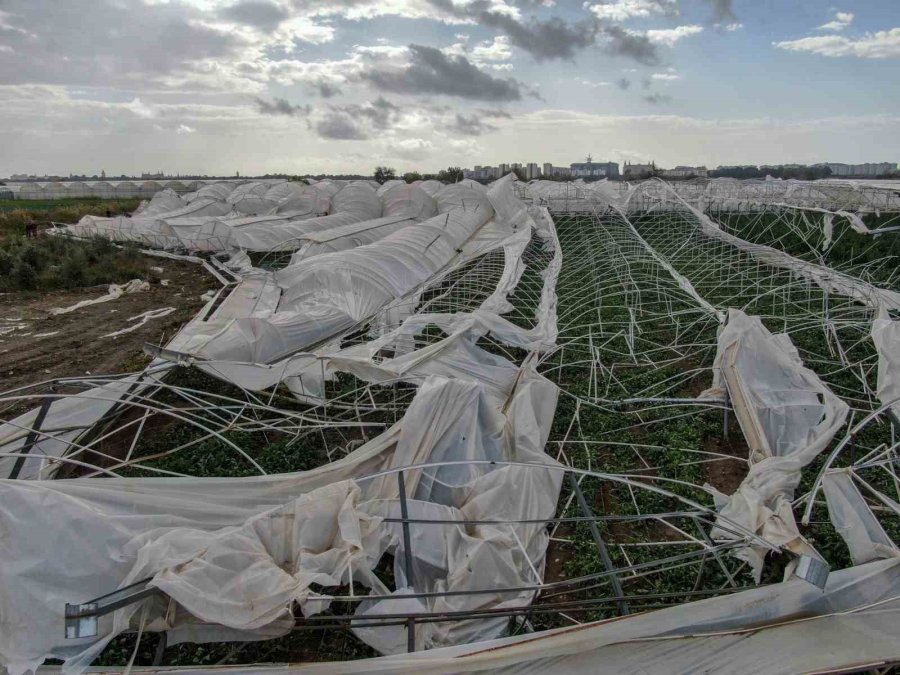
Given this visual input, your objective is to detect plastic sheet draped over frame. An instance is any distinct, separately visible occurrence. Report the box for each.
[707,309,849,578]
[821,470,900,565]
[179,182,499,364]
[287,184,438,265]
[31,559,900,675]
[0,366,561,673]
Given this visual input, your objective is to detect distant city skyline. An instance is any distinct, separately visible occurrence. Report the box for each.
[5,156,898,185]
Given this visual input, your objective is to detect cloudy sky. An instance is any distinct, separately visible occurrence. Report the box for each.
[0,0,898,176]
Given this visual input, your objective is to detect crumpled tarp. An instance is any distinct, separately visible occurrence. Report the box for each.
[0,365,561,674]
[821,469,900,565]
[706,309,849,578]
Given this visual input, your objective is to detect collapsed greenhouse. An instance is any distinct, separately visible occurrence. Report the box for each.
[2,174,900,673]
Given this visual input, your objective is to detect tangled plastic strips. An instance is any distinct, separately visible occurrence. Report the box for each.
[2,177,900,670]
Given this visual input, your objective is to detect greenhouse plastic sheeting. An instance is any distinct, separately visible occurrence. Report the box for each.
[132,189,186,217]
[0,365,561,674]
[231,182,383,252]
[670,187,900,314]
[39,558,900,675]
[821,469,899,565]
[287,184,437,264]
[0,378,154,480]
[872,317,900,419]
[708,309,849,577]
[184,204,557,402]
[177,181,510,364]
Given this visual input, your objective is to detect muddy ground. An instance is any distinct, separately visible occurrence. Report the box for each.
[0,257,219,393]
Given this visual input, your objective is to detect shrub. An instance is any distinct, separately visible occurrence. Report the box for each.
[0,250,12,276]
[12,261,37,290]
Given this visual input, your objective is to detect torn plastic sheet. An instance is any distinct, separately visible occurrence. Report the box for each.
[872,316,900,421]
[707,309,849,579]
[174,181,520,365]
[49,280,149,315]
[0,377,156,480]
[162,204,556,400]
[101,307,176,338]
[0,366,562,674]
[658,182,900,313]
[822,469,900,565]
[286,185,438,265]
[35,559,900,675]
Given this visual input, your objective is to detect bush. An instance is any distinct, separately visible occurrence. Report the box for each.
[0,236,151,292]
[0,250,12,276]
[12,261,37,290]
[58,249,89,287]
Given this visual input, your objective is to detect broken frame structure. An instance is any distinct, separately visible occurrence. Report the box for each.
[2,175,900,673]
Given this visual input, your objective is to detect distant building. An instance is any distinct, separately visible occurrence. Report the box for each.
[623,162,653,178]
[570,155,619,178]
[526,162,541,180]
[464,165,501,181]
[660,165,708,178]
[542,164,571,178]
[817,162,897,177]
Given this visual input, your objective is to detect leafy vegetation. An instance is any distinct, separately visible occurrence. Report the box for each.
[0,197,140,239]
[0,234,150,292]
[373,166,397,184]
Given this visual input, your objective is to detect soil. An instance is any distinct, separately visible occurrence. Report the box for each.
[0,257,219,394]
[703,421,750,495]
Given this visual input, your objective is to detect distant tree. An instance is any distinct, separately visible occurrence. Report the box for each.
[403,171,423,183]
[437,166,464,183]
[374,166,397,184]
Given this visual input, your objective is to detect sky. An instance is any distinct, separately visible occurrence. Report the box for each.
[0,0,898,176]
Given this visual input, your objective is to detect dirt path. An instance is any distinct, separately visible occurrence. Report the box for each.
[0,258,219,393]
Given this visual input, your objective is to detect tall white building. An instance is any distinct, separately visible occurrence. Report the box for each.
[821,162,897,177]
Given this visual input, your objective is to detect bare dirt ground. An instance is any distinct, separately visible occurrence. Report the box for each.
[0,258,219,393]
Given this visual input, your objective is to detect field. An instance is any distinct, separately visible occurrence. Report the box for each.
[3,179,900,670]
[0,197,141,239]
[0,198,216,408]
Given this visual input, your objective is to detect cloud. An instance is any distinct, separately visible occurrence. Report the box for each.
[644,25,703,46]
[427,0,656,63]
[221,0,289,30]
[602,24,661,63]
[704,0,736,23]
[651,71,680,81]
[818,11,854,32]
[175,124,196,134]
[576,78,611,88]
[124,98,157,119]
[642,92,672,104]
[313,97,403,140]
[386,137,435,160]
[255,97,311,116]
[316,113,369,140]
[775,29,900,59]
[724,22,742,31]
[471,35,513,62]
[360,44,523,101]
[616,77,632,90]
[0,0,244,88]
[587,0,677,22]
[447,112,499,136]
[316,81,342,98]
